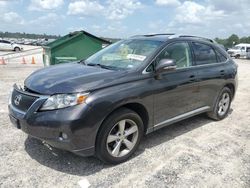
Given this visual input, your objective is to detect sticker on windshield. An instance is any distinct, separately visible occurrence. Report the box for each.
[127,54,146,61]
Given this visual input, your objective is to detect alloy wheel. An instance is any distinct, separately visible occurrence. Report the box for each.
[106,119,139,158]
[218,92,230,116]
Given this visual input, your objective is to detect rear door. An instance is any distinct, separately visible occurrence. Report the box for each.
[190,42,228,108]
[152,41,201,128]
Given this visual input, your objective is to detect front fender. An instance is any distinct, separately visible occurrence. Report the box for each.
[84,78,155,138]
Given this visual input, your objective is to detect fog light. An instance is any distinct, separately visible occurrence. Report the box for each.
[62,133,68,139]
[59,132,68,140]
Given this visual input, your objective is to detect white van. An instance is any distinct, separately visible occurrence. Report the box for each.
[227,43,250,58]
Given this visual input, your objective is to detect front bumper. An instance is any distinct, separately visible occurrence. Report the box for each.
[8,86,99,157]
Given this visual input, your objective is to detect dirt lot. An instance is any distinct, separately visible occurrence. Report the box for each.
[0,45,43,65]
[0,59,249,188]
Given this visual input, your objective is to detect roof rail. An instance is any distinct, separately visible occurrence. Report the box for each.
[178,35,215,43]
[131,33,175,38]
[129,34,216,43]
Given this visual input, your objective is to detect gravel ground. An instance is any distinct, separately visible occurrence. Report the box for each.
[0,59,249,188]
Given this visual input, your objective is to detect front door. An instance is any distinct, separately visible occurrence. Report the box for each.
[153,42,200,128]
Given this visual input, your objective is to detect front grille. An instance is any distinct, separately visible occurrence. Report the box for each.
[11,89,38,112]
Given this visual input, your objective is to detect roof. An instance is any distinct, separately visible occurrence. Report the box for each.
[76,30,112,44]
[44,30,111,49]
[130,33,175,42]
[235,43,250,46]
[130,33,216,43]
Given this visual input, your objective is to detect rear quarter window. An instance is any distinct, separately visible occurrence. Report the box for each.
[192,42,217,65]
[215,49,228,62]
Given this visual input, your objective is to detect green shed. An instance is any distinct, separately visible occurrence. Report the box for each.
[42,30,111,66]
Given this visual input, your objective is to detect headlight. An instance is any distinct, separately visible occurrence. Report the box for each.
[40,93,89,111]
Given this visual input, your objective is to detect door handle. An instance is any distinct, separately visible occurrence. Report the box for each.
[220,70,225,76]
[189,75,196,82]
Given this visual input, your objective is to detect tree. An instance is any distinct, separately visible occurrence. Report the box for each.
[227,34,240,47]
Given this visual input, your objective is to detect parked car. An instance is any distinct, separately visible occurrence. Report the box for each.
[8,34,238,164]
[0,39,23,52]
[227,43,250,58]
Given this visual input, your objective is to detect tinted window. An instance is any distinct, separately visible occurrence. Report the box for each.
[192,42,217,65]
[156,42,192,68]
[215,50,227,62]
[1,40,10,44]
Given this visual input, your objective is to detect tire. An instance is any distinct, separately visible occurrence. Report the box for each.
[235,54,240,59]
[207,87,232,120]
[96,108,144,164]
[14,47,20,52]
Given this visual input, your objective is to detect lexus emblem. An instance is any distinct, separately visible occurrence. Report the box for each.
[14,95,22,105]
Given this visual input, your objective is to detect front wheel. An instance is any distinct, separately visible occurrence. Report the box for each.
[235,54,240,59]
[14,47,20,52]
[207,87,232,120]
[96,108,144,164]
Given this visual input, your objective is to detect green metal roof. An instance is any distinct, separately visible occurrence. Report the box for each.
[44,30,111,49]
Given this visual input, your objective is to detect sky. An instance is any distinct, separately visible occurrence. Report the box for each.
[0,0,249,38]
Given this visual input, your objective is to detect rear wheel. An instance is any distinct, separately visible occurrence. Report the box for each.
[96,108,144,164]
[235,54,240,59]
[207,87,232,120]
[14,47,20,52]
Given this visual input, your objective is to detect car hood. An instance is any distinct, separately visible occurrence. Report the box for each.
[24,63,129,95]
[228,49,239,52]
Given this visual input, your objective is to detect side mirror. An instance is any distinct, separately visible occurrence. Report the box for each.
[155,59,176,74]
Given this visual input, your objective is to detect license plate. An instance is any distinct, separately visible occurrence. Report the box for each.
[9,115,20,129]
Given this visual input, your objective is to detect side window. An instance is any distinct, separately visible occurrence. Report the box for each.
[2,40,10,44]
[215,50,227,62]
[192,42,217,65]
[241,47,245,51]
[155,42,192,68]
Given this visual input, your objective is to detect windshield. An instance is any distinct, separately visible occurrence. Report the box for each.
[85,39,163,70]
[232,46,241,50]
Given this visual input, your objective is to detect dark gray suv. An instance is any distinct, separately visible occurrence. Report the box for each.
[8,34,238,164]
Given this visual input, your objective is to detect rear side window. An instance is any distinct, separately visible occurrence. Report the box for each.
[192,42,217,65]
[215,50,227,62]
[1,40,10,44]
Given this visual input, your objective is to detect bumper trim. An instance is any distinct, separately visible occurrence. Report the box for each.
[72,146,95,157]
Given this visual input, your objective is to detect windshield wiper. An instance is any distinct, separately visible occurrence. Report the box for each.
[78,59,86,65]
[87,63,117,70]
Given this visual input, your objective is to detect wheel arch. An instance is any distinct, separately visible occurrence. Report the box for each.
[14,46,20,51]
[96,102,150,139]
[224,83,235,99]
[122,103,149,133]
